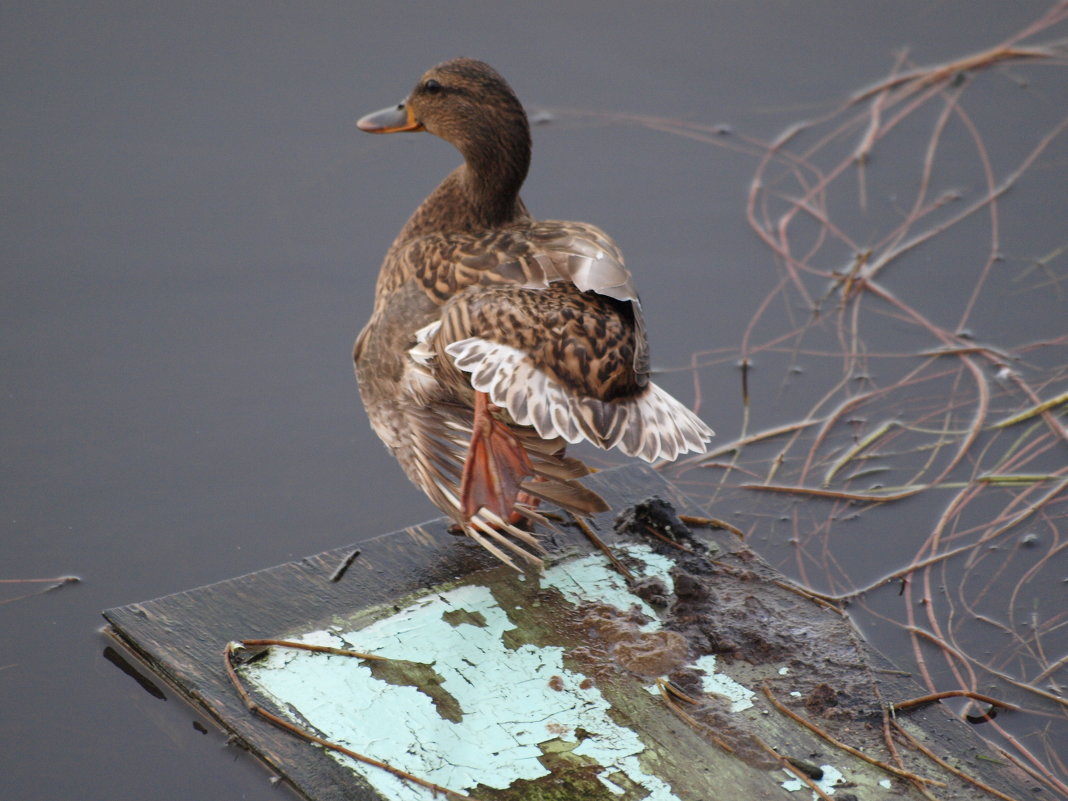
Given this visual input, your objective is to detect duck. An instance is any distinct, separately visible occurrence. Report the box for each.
[354,58,712,568]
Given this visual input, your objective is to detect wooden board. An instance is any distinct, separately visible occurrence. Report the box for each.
[104,464,1034,801]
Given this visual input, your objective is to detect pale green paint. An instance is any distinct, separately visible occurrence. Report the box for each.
[540,543,676,624]
[242,545,741,800]
[693,654,755,712]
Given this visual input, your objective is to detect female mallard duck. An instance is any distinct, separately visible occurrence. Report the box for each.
[354,58,712,568]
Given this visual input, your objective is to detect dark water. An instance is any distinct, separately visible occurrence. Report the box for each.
[3,3,1064,799]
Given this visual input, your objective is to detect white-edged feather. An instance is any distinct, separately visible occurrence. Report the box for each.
[444,337,713,463]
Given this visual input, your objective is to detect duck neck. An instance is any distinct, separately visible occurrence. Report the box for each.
[393,119,532,243]
[457,124,531,228]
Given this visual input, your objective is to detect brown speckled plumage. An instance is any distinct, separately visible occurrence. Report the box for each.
[354,59,712,568]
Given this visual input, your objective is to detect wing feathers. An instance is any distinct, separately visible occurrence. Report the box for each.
[445,337,713,462]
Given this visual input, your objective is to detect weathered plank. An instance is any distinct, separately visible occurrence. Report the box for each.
[103,464,1033,800]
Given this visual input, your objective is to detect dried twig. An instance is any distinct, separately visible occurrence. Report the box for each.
[762,683,945,787]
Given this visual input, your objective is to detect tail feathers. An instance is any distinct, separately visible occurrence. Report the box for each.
[516,424,609,515]
[521,476,609,516]
[622,383,714,462]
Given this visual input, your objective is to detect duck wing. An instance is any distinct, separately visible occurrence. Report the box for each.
[418,222,712,462]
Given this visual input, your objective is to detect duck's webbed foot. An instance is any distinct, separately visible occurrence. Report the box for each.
[460,391,535,522]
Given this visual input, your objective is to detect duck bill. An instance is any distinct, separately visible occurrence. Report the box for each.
[357,102,424,133]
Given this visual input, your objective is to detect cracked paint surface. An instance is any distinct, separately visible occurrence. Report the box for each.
[242,546,728,800]
[693,654,755,712]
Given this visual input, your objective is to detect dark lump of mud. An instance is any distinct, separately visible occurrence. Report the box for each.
[614,497,700,549]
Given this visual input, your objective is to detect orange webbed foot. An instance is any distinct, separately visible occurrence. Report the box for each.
[460,391,535,521]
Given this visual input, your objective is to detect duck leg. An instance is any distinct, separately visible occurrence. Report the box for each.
[461,391,534,521]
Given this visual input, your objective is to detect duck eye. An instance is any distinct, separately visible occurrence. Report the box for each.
[423,79,442,95]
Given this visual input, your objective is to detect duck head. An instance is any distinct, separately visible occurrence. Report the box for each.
[357,59,532,226]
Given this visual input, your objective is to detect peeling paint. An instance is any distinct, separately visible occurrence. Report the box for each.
[692,654,755,712]
[541,543,676,624]
[243,550,706,800]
